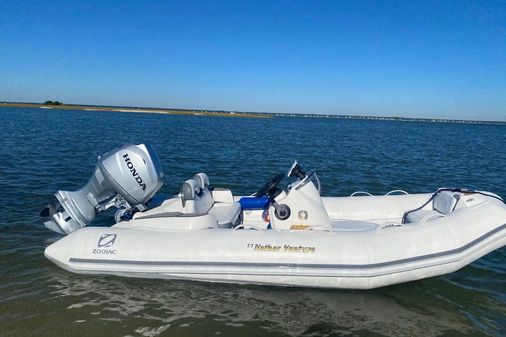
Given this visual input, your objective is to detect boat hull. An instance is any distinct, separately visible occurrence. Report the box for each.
[45,200,506,289]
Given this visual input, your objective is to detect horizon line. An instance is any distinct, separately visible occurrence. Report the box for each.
[1,100,505,125]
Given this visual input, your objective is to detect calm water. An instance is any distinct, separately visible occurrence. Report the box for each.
[0,107,505,337]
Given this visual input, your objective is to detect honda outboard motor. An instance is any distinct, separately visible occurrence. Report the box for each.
[41,143,164,235]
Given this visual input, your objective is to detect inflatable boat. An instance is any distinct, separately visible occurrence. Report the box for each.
[42,144,506,289]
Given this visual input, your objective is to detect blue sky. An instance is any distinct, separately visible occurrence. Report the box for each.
[1,1,505,120]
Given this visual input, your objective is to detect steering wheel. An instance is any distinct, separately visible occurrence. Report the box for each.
[253,173,285,197]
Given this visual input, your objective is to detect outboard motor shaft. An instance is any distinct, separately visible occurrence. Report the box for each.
[41,143,164,235]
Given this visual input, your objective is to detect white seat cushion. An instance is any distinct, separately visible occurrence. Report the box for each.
[405,209,445,223]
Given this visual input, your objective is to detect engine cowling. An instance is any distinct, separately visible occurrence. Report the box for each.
[41,143,164,234]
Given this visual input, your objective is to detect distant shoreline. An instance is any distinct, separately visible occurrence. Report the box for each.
[1,102,505,125]
[0,102,272,119]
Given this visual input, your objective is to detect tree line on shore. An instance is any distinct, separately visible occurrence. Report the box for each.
[44,100,62,105]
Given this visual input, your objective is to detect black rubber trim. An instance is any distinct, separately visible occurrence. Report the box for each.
[136,212,208,219]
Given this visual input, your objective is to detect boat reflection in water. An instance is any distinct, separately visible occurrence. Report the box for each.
[46,268,480,337]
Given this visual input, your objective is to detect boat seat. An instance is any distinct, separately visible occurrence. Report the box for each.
[209,187,241,228]
[404,210,445,224]
[137,173,240,228]
[181,173,214,214]
[209,202,241,228]
[433,191,461,214]
[404,190,460,224]
[194,173,210,191]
